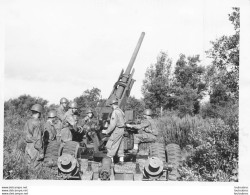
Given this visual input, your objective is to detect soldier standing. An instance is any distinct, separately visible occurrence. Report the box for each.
[57,97,68,122]
[61,101,82,142]
[126,109,158,153]
[102,98,125,165]
[43,110,57,151]
[24,104,44,168]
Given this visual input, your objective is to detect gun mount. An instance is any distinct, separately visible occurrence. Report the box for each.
[96,32,145,124]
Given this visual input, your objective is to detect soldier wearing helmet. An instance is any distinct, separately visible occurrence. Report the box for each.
[61,101,82,142]
[56,97,68,122]
[126,109,158,154]
[24,104,44,168]
[43,110,57,150]
[80,108,100,152]
[102,98,125,165]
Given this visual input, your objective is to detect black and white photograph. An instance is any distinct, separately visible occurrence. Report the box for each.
[1,0,250,192]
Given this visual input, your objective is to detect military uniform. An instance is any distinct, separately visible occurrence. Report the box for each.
[106,107,125,158]
[43,120,57,146]
[81,116,100,152]
[132,118,158,144]
[24,118,43,168]
[53,120,63,142]
[60,109,77,142]
[70,114,84,143]
[56,105,67,122]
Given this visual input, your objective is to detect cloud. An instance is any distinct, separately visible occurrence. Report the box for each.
[4,0,235,103]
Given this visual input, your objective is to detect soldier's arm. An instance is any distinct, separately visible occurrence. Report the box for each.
[65,114,77,129]
[130,120,150,130]
[24,121,36,143]
[51,127,57,140]
[105,111,118,134]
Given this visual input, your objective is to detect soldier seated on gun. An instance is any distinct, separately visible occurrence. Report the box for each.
[80,108,100,152]
[70,112,86,147]
[102,98,125,165]
[126,109,158,154]
[61,101,83,143]
[24,104,44,168]
[57,97,68,122]
[43,110,57,150]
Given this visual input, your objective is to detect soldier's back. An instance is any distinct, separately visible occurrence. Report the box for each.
[25,118,42,138]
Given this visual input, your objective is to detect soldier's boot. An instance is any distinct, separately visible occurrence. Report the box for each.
[117,156,124,166]
[130,144,139,154]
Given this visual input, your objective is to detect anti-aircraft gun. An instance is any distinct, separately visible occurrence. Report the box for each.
[95,32,146,152]
[43,32,182,181]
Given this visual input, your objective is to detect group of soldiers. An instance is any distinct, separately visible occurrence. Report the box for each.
[24,97,158,168]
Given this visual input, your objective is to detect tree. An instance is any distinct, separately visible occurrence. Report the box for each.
[170,85,199,117]
[125,96,145,119]
[74,87,101,117]
[4,95,48,119]
[172,54,206,115]
[206,8,239,102]
[142,51,172,115]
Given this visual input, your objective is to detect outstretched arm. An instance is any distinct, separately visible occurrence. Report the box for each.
[127,120,150,130]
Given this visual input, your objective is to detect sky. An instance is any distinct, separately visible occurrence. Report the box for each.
[3,0,240,104]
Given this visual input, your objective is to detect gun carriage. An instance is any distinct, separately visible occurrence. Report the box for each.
[44,32,182,181]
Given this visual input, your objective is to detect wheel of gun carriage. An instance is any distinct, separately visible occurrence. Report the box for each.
[59,141,80,158]
[165,143,182,181]
[149,142,166,163]
[44,140,61,167]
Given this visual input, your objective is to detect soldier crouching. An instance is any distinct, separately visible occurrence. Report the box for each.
[102,98,125,165]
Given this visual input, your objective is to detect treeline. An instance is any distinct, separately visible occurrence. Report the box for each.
[142,8,239,120]
[5,8,239,122]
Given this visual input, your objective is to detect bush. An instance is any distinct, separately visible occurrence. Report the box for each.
[157,111,238,181]
[3,115,58,180]
[3,98,58,180]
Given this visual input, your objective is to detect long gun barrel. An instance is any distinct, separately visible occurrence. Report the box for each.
[96,32,145,133]
[125,32,145,75]
[108,32,145,109]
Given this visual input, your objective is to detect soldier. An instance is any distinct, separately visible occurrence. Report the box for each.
[126,109,158,153]
[57,97,68,122]
[102,98,125,165]
[71,112,85,145]
[61,101,82,142]
[24,104,44,168]
[81,109,100,152]
[43,110,57,151]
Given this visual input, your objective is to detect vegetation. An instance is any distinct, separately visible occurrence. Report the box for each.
[3,8,239,181]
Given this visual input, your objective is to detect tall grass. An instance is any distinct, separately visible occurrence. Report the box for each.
[155,111,238,181]
[3,114,58,180]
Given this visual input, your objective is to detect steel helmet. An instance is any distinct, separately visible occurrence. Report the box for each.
[68,101,78,109]
[60,97,68,104]
[48,110,57,118]
[143,109,152,116]
[31,104,43,113]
